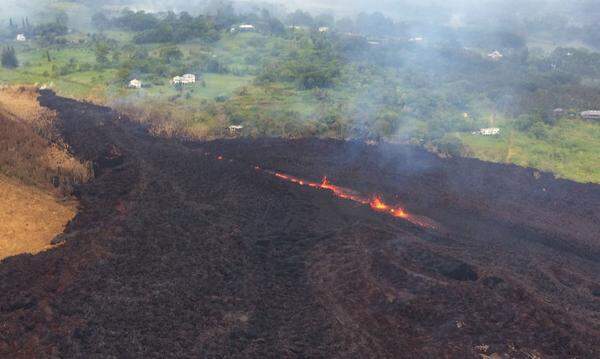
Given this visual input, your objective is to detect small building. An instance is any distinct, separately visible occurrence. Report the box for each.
[581,111,600,120]
[231,24,255,33]
[128,79,142,89]
[473,127,501,136]
[172,74,196,85]
[553,108,565,118]
[318,27,330,33]
[487,50,504,61]
[228,125,244,135]
[16,34,26,42]
[409,36,424,42]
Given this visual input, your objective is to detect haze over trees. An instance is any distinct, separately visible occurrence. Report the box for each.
[0,0,598,182]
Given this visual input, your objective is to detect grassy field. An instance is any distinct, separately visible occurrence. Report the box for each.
[0,45,113,99]
[459,119,600,183]
[0,175,76,261]
[134,73,254,101]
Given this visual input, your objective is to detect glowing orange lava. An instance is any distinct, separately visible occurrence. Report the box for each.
[270,172,431,227]
[205,152,437,229]
[369,196,408,218]
[370,196,389,211]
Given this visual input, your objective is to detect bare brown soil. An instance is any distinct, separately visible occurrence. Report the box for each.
[0,91,598,358]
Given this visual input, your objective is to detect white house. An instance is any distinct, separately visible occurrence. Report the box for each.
[581,111,600,120]
[16,34,26,42]
[240,24,255,31]
[318,27,330,33]
[409,36,424,42]
[487,50,503,61]
[231,24,255,33]
[172,74,196,85]
[228,125,244,135]
[473,128,501,136]
[128,79,142,89]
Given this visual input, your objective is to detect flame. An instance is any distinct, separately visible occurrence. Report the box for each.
[204,151,437,229]
[370,196,389,211]
[370,196,408,219]
[271,172,427,226]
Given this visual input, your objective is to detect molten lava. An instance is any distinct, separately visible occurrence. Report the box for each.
[270,172,431,228]
[370,196,408,218]
[207,152,437,229]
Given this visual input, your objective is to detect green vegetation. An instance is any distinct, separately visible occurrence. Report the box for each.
[460,120,600,183]
[0,2,599,183]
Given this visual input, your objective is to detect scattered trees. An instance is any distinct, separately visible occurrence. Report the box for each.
[33,22,68,44]
[96,10,219,44]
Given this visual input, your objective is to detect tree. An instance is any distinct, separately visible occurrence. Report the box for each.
[112,51,121,63]
[315,14,334,28]
[266,17,286,35]
[95,43,110,64]
[1,46,18,68]
[287,10,314,27]
[92,13,110,29]
[159,46,183,64]
[114,10,159,31]
[207,0,237,30]
[34,22,68,43]
[55,11,69,26]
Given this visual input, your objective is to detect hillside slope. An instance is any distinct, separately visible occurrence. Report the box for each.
[0,91,598,358]
[0,87,88,260]
[0,175,76,260]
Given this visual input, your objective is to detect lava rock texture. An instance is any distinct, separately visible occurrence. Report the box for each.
[0,91,598,358]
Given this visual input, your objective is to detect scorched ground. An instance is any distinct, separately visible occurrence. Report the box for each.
[0,91,599,358]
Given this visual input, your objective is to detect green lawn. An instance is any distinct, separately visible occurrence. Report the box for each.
[121,73,254,103]
[459,119,600,183]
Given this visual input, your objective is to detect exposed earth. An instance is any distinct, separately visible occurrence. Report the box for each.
[0,91,599,358]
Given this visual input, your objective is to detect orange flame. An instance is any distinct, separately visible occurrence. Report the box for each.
[204,151,437,229]
[271,172,427,226]
[370,196,408,219]
[370,196,389,211]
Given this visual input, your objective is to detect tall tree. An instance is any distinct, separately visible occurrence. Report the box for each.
[1,47,18,69]
[95,43,110,64]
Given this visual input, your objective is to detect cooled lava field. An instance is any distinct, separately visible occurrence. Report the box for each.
[1,91,599,358]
